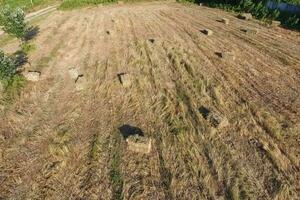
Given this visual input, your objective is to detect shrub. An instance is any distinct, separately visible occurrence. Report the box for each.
[0,5,27,41]
[1,74,26,101]
[280,11,300,28]
[0,50,17,80]
[21,42,36,54]
[0,50,26,100]
[196,0,300,30]
[282,0,300,5]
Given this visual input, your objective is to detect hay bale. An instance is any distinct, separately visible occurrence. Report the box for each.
[117,73,131,87]
[68,67,81,80]
[199,106,229,129]
[271,20,281,27]
[241,28,258,35]
[221,18,230,25]
[75,75,87,91]
[24,71,41,81]
[238,13,252,20]
[218,51,236,61]
[126,134,151,154]
[208,112,229,129]
[202,29,213,36]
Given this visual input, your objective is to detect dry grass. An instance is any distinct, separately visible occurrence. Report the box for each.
[0,1,299,199]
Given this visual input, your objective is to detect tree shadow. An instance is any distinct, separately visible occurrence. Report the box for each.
[118,124,144,139]
[10,50,28,70]
[24,26,39,41]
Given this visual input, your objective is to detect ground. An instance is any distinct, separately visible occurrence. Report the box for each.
[0,1,300,199]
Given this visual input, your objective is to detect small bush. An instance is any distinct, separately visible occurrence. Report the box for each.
[21,42,36,54]
[0,50,26,101]
[280,11,300,28]
[0,5,27,41]
[196,0,300,30]
[0,50,18,80]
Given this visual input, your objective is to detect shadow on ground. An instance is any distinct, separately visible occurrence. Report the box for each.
[11,50,28,68]
[24,26,39,41]
[118,124,144,139]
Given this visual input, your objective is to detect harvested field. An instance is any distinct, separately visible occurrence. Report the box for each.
[0,1,300,199]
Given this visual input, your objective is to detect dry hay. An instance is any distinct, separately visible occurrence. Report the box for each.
[0,2,299,199]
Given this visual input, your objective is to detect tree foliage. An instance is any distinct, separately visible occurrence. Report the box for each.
[0,5,27,40]
[199,0,299,29]
[0,50,17,80]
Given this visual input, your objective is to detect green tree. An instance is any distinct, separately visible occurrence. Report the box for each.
[0,50,17,80]
[0,5,27,41]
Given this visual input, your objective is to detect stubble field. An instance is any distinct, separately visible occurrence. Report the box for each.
[0,1,299,199]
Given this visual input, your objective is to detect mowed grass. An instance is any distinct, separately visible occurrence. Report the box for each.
[0,0,57,11]
[60,0,154,10]
[60,0,117,10]
[0,2,299,199]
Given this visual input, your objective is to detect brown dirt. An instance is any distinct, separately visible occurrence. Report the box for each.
[0,2,299,199]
